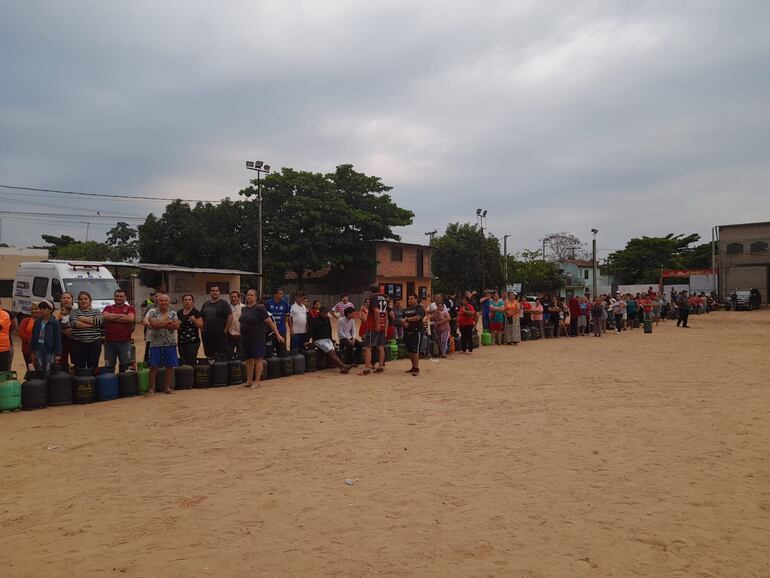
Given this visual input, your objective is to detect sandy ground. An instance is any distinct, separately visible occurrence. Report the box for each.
[1,310,769,578]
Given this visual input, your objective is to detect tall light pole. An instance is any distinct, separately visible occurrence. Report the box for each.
[591,228,598,297]
[246,160,272,297]
[425,230,437,243]
[476,209,487,291]
[503,234,510,285]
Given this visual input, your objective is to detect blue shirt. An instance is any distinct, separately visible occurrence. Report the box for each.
[265,298,290,334]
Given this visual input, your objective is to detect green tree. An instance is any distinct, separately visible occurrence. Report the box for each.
[240,164,413,290]
[508,249,565,294]
[41,234,77,258]
[605,233,701,284]
[106,222,139,261]
[431,222,503,293]
[681,241,714,269]
[56,241,114,261]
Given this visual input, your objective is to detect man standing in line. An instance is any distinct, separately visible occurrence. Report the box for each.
[265,288,290,357]
[360,284,388,375]
[102,289,136,373]
[143,293,180,395]
[402,294,426,375]
[288,292,308,354]
[200,285,233,358]
[676,290,691,328]
[228,290,243,359]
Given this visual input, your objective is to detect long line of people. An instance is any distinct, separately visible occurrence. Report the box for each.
[1,283,710,393]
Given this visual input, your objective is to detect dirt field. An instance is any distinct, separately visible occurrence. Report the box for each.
[1,310,769,577]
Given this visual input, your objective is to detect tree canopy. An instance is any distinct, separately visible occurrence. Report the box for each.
[508,249,566,294]
[605,233,701,283]
[239,164,413,289]
[135,164,413,291]
[431,222,503,293]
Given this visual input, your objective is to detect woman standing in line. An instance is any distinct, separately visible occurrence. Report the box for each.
[530,298,544,339]
[240,289,283,389]
[503,292,521,345]
[69,291,103,369]
[457,296,476,353]
[54,292,74,365]
[18,302,39,371]
[488,290,505,345]
[177,294,203,367]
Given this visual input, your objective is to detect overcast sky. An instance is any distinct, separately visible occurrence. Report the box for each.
[2,1,769,259]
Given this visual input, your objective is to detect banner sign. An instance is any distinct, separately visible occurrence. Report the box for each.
[661,268,716,278]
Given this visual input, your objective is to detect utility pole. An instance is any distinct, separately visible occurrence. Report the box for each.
[246,160,272,297]
[591,228,598,297]
[424,230,437,243]
[503,234,510,285]
[476,209,487,291]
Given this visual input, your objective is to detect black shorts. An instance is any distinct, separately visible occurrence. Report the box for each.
[404,330,422,354]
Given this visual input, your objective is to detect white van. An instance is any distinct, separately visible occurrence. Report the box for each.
[12,260,121,317]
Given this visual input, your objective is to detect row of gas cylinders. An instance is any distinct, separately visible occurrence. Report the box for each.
[0,346,355,412]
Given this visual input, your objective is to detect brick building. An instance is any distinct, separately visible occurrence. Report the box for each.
[283,241,433,302]
[375,241,432,301]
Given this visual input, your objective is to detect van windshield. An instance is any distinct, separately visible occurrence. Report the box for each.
[63,278,121,301]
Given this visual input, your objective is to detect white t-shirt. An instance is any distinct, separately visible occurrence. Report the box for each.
[229,302,243,336]
[290,303,308,334]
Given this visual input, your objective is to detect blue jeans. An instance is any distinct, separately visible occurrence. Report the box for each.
[291,333,307,354]
[104,341,132,373]
[34,350,57,376]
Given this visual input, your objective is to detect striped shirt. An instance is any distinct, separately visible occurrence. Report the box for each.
[69,308,103,343]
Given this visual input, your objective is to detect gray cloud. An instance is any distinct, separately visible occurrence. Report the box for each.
[1,1,769,258]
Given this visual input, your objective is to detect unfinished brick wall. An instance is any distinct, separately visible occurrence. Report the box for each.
[376,244,431,278]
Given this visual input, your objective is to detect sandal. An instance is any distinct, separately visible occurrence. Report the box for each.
[358,369,371,376]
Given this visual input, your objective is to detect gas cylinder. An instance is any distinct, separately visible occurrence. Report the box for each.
[175,365,194,390]
[211,356,228,387]
[279,355,293,377]
[303,349,316,372]
[117,371,139,397]
[47,365,72,406]
[72,367,95,404]
[0,371,22,412]
[22,371,47,410]
[194,359,211,388]
[266,357,281,379]
[95,369,119,401]
[291,353,305,375]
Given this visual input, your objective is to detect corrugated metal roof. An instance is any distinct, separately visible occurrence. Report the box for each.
[46,260,258,276]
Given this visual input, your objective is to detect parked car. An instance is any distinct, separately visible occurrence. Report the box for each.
[728,289,754,311]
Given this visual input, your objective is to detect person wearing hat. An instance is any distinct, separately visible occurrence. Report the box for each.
[30,300,62,376]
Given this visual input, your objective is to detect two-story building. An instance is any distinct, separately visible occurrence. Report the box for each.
[558,258,612,298]
[375,242,432,301]
[717,221,770,305]
[283,241,433,304]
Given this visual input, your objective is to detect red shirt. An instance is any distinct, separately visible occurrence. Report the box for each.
[366,294,389,333]
[103,304,136,342]
[457,304,476,327]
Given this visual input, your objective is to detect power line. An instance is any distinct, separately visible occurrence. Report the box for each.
[0,209,145,220]
[0,183,222,203]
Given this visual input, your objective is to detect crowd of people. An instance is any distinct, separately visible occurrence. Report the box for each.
[0,283,719,394]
